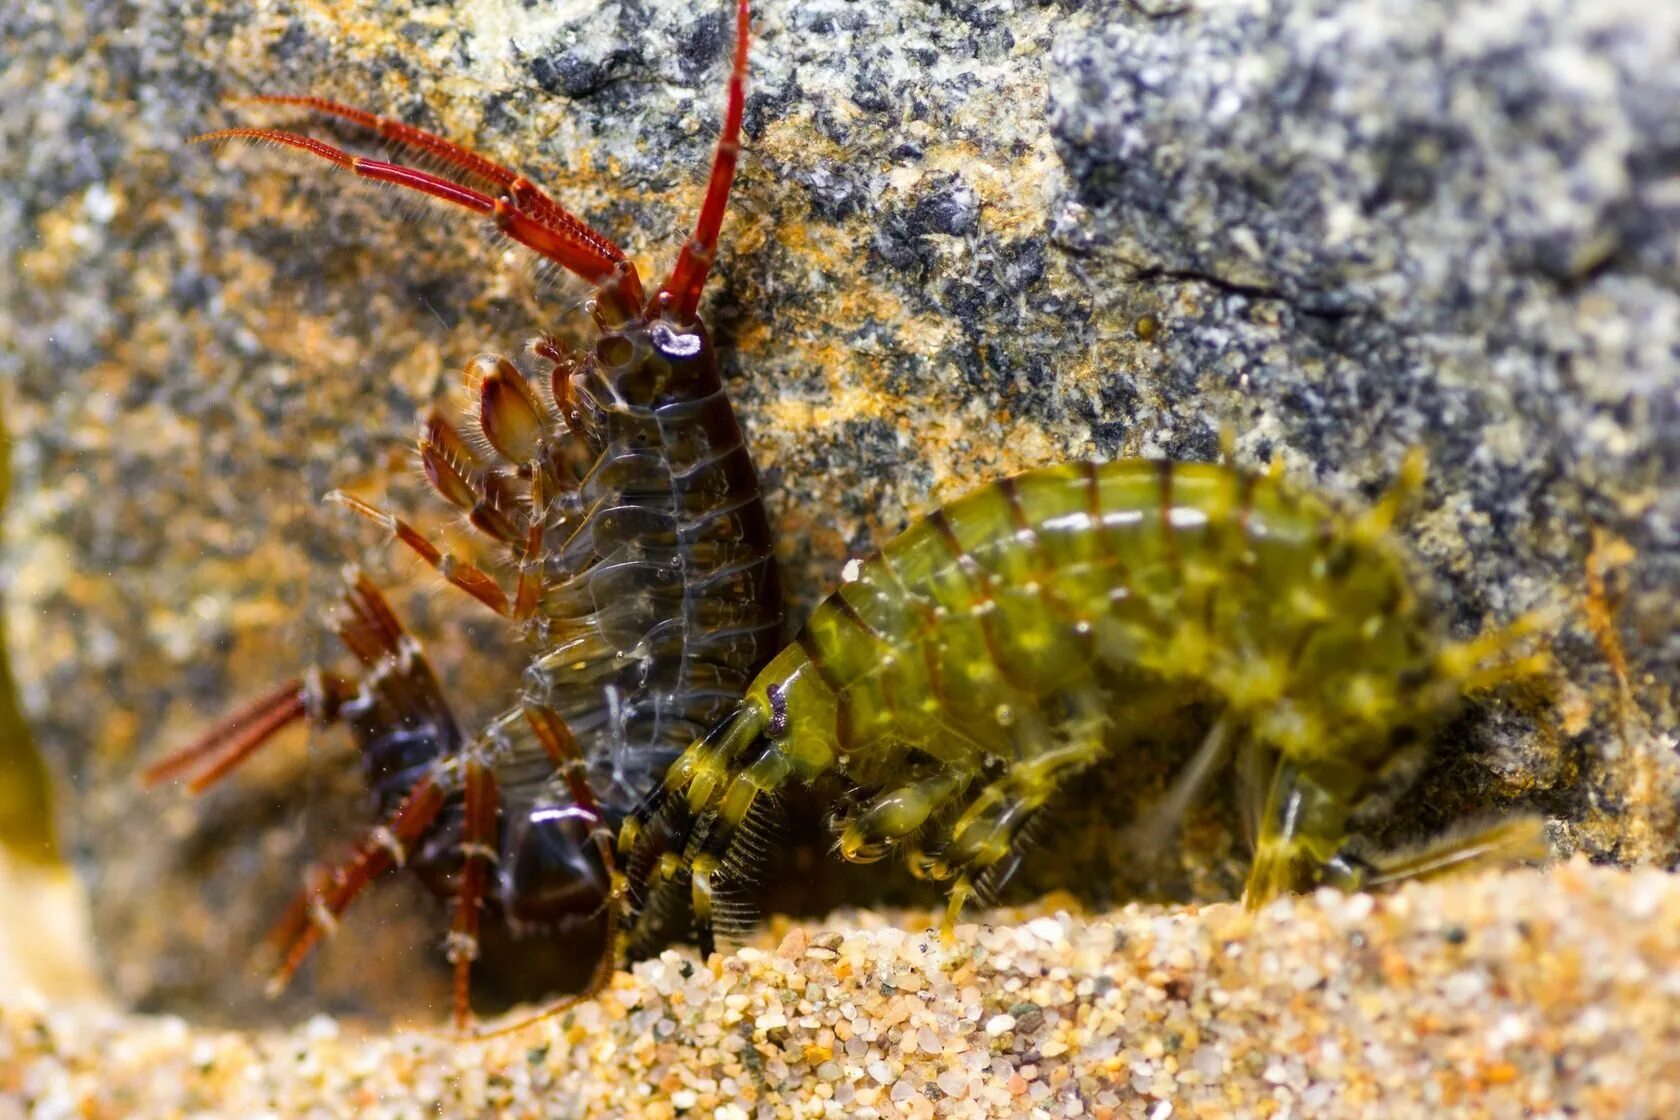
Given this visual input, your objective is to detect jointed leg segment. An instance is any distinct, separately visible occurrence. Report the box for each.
[453,701,625,1040]
[138,676,339,794]
[142,571,478,1002]
[924,736,1107,937]
[446,759,500,1028]
[234,96,585,234]
[328,490,525,618]
[265,775,449,993]
[193,114,630,290]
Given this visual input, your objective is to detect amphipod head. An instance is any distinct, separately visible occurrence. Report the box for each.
[554,0,749,425]
[576,310,724,414]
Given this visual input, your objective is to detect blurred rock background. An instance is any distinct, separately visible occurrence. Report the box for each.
[0,0,1675,1025]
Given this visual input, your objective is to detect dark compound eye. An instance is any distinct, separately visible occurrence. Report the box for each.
[766,683,789,737]
[506,805,611,929]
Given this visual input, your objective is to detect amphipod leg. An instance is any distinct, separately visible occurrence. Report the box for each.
[511,473,549,622]
[193,122,635,298]
[418,408,527,547]
[1243,758,1318,910]
[1126,716,1235,856]
[925,735,1108,940]
[469,353,558,619]
[460,702,624,1040]
[681,729,807,958]
[445,758,500,1029]
[138,673,352,794]
[328,490,519,618]
[418,404,548,623]
[140,567,426,792]
[618,703,768,899]
[1329,817,1551,892]
[230,96,581,232]
[267,572,468,995]
[140,571,443,793]
[523,703,624,917]
[264,775,449,993]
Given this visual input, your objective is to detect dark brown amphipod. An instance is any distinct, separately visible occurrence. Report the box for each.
[143,0,778,1028]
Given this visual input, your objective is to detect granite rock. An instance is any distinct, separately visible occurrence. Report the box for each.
[0,0,1675,1023]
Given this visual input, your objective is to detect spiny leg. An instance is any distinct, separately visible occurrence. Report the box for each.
[1126,715,1236,858]
[445,759,500,1029]
[139,673,352,794]
[617,700,784,960]
[141,565,440,792]
[328,490,525,619]
[193,125,634,296]
[339,571,488,1025]
[148,562,471,997]
[680,735,801,958]
[681,786,792,955]
[138,564,433,791]
[334,569,469,767]
[416,352,565,621]
[468,353,560,618]
[926,736,1107,938]
[619,701,769,896]
[264,774,449,993]
[511,473,548,622]
[459,702,625,1040]
[269,572,467,989]
[233,95,582,232]
[419,408,527,547]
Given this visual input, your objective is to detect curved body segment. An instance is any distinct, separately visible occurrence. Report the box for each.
[623,459,1548,953]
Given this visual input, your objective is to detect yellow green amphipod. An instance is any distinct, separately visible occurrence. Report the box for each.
[621,457,1549,952]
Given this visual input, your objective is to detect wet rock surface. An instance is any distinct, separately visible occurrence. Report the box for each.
[0,0,1675,1023]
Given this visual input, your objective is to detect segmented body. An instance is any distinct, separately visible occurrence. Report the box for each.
[145,0,777,1026]
[622,458,1547,953]
[340,306,781,934]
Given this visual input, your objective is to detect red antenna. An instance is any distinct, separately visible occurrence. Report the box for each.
[659,0,751,323]
[192,0,754,323]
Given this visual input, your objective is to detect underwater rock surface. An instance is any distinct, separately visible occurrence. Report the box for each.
[0,0,1675,1022]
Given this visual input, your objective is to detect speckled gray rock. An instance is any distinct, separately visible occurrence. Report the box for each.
[0,0,1675,1025]
[1044,0,1680,853]
[1050,0,1680,584]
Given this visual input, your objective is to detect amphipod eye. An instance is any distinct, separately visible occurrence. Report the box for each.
[506,804,611,929]
[649,322,703,359]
